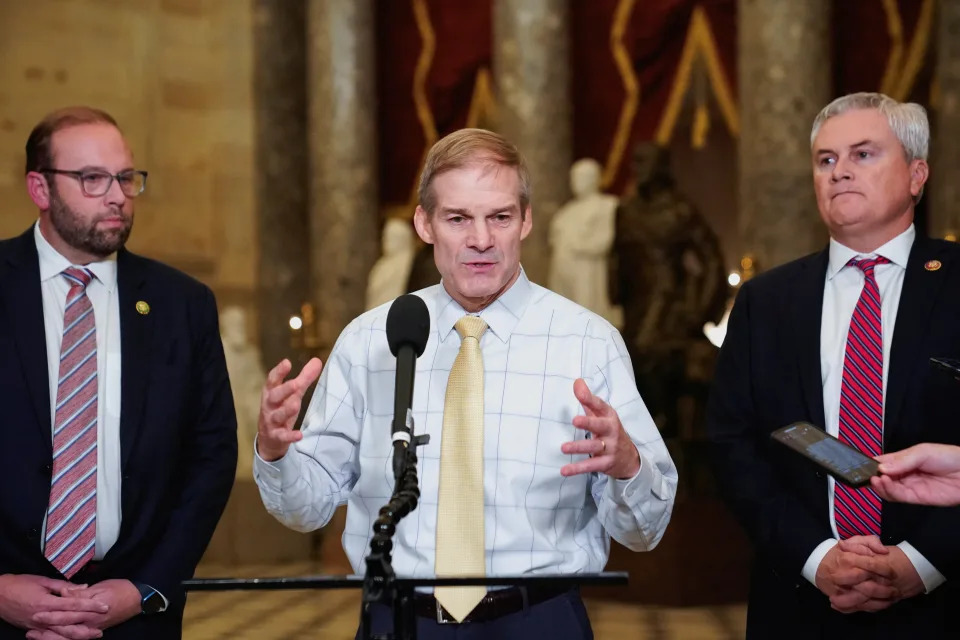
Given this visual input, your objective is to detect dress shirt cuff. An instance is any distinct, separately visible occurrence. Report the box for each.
[607,446,652,506]
[252,435,300,491]
[801,539,838,586]
[898,541,946,593]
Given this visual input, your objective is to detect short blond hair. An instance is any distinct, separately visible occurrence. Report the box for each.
[417,128,531,216]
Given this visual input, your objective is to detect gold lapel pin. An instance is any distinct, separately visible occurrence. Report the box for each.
[136,300,150,315]
[924,260,942,272]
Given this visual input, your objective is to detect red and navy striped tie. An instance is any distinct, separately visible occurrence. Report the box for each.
[44,267,98,577]
[835,256,889,539]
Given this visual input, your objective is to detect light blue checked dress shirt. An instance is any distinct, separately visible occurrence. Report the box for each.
[255,269,677,579]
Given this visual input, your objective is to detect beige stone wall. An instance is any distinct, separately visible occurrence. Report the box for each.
[0,0,256,305]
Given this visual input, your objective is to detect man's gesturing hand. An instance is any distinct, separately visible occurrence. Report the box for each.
[256,358,323,462]
[560,379,641,480]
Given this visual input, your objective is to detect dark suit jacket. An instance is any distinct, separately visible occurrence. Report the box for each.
[707,235,960,639]
[0,228,238,639]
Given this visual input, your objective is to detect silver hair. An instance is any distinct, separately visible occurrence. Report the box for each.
[810,92,929,162]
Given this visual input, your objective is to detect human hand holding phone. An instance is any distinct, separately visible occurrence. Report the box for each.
[870,443,960,506]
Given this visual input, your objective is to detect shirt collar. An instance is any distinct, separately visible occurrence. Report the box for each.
[34,220,118,291]
[434,266,533,344]
[826,224,915,280]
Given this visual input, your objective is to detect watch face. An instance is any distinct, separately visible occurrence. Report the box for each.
[142,590,165,614]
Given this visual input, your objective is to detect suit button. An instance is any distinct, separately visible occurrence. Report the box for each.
[41,463,52,474]
[27,528,39,541]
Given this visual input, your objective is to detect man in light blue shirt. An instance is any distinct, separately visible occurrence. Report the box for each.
[254,128,677,639]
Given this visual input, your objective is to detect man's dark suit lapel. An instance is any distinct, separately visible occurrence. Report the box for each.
[885,235,951,441]
[117,250,153,469]
[793,250,829,430]
[1,230,52,449]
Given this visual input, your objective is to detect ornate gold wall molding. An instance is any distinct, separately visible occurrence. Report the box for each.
[602,0,639,188]
[408,0,438,205]
[655,5,739,147]
[465,67,498,129]
[880,0,934,100]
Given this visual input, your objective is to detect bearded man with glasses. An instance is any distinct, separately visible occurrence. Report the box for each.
[0,107,237,640]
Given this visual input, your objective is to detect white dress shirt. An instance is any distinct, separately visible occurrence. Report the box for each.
[800,224,945,592]
[255,269,677,581]
[35,222,122,561]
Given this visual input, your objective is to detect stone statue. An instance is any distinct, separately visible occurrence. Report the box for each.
[220,305,265,479]
[366,218,416,309]
[612,142,728,439]
[549,158,620,324]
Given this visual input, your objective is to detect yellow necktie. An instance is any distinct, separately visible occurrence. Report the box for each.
[434,315,488,621]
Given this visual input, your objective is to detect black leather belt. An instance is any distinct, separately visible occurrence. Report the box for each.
[415,586,573,624]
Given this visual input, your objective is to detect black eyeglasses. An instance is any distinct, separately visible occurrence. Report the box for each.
[40,168,148,198]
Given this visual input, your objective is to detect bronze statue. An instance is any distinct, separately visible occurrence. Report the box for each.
[612,142,728,440]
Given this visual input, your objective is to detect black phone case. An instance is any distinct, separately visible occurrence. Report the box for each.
[771,422,879,488]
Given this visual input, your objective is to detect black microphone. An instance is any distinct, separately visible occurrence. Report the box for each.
[386,294,431,481]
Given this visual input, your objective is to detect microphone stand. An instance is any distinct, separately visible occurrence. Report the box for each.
[359,428,430,640]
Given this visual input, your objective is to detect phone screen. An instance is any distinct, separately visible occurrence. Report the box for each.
[806,435,873,475]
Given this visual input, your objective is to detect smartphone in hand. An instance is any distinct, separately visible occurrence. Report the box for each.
[771,422,879,488]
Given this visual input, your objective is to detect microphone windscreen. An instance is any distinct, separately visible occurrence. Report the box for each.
[386,294,431,357]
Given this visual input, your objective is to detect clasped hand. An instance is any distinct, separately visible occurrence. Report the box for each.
[815,535,924,614]
[0,574,140,640]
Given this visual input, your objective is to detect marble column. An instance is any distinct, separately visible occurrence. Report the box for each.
[253,0,310,370]
[738,0,831,271]
[307,0,379,348]
[493,0,572,285]
[932,0,960,241]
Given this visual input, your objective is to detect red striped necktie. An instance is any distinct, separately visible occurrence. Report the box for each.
[835,256,889,539]
[44,267,98,577]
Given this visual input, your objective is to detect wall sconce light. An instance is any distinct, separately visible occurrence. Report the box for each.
[289,302,324,354]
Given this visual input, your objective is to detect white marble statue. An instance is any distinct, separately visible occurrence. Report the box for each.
[366,218,416,310]
[549,158,621,324]
[220,305,265,479]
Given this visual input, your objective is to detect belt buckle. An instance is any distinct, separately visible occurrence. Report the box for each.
[436,600,457,624]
